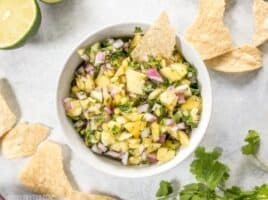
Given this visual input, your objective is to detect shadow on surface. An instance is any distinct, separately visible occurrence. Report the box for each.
[30,0,77,44]
[0,78,21,121]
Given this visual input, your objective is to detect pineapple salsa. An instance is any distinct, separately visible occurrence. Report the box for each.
[63,28,202,166]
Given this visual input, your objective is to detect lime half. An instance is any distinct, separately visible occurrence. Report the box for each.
[0,0,41,49]
[40,0,63,4]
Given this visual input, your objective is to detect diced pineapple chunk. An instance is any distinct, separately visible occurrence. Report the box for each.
[160,63,188,82]
[143,138,153,148]
[112,58,129,81]
[164,140,180,150]
[159,90,177,111]
[128,139,141,149]
[95,75,110,88]
[146,143,161,153]
[157,148,175,163]
[148,88,163,100]
[126,69,146,95]
[111,142,128,152]
[66,100,82,117]
[129,156,142,165]
[122,112,143,121]
[90,89,103,102]
[130,33,143,48]
[118,132,132,141]
[181,96,202,113]
[76,75,95,93]
[151,122,160,141]
[101,131,115,146]
[124,121,146,138]
[178,131,189,146]
[102,88,112,106]
[79,98,92,110]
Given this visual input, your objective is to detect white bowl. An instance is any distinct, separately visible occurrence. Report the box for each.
[57,23,212,178]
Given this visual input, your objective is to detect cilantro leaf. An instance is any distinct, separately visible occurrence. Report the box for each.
[254,184,268,199]
[223,184,268,200]
[156,180,173,198]
[180,183,220,200]
[134,26,143,34]
[241,130,260,155]
[190,147,230,190]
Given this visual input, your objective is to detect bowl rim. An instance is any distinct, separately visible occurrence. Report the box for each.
[56,22,212,178]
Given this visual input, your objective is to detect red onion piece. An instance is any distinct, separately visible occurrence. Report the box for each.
[95,52,105,65]
[103,63,112,70]
[98,143,108,152]
[175,85,188,93]
[121,152,129,165]
[177,92,186,104]
[113,39,124,49]
[76,92,87,100]
[137,104,149,113]
[63,98,72,111]
[105,151,122,160]
[146,68,163,82]
[85,64,95,76]
[147,154,158,164]
[141,128,150,138]
[176,122,186,130]
[144,113,157,122]
[139,145,145,154]
[165,119,176,126]
[157,135,166,144]
[104,106,113,115]
[91,145,102,154]
[110,88,119,97]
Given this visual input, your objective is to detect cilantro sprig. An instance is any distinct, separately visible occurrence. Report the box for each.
[155,130,268,200]
[241,130,268,172]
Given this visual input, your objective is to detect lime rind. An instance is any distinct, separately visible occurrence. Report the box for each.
[0,0,42,50]
[40,0,63,4]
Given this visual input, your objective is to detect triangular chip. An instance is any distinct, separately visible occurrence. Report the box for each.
[0,93,16,138]
[252,0,268,46]
[205,45,262,72]
[185,0,233,60]
[68,191,116,200]
[19,141,73,197]
[2,122,49,159]
[131,12,176,62]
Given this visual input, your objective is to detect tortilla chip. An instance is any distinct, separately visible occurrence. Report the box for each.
[2,122,49,159]
[205,45,262,72]
[19,141,73,197]
[252,0,268,46]
[185,0,233,60]
[0,93,16,138]
[131,12,176,62]
[68,191,116,200]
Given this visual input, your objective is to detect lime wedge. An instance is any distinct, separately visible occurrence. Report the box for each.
[40,0,63,4]
[0,0,41,49]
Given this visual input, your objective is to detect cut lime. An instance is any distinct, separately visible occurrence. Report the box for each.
[0,0,41,49]
[40,0,63,4]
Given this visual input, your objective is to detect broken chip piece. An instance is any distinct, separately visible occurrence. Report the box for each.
[252,0,268,46]
[185,0,233,60]
[0,93,16,138]
[131,11,176,62]
[68,191,116,200]
[205,45,262,73]
[19,141,73,197]
[2,122,49,159]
